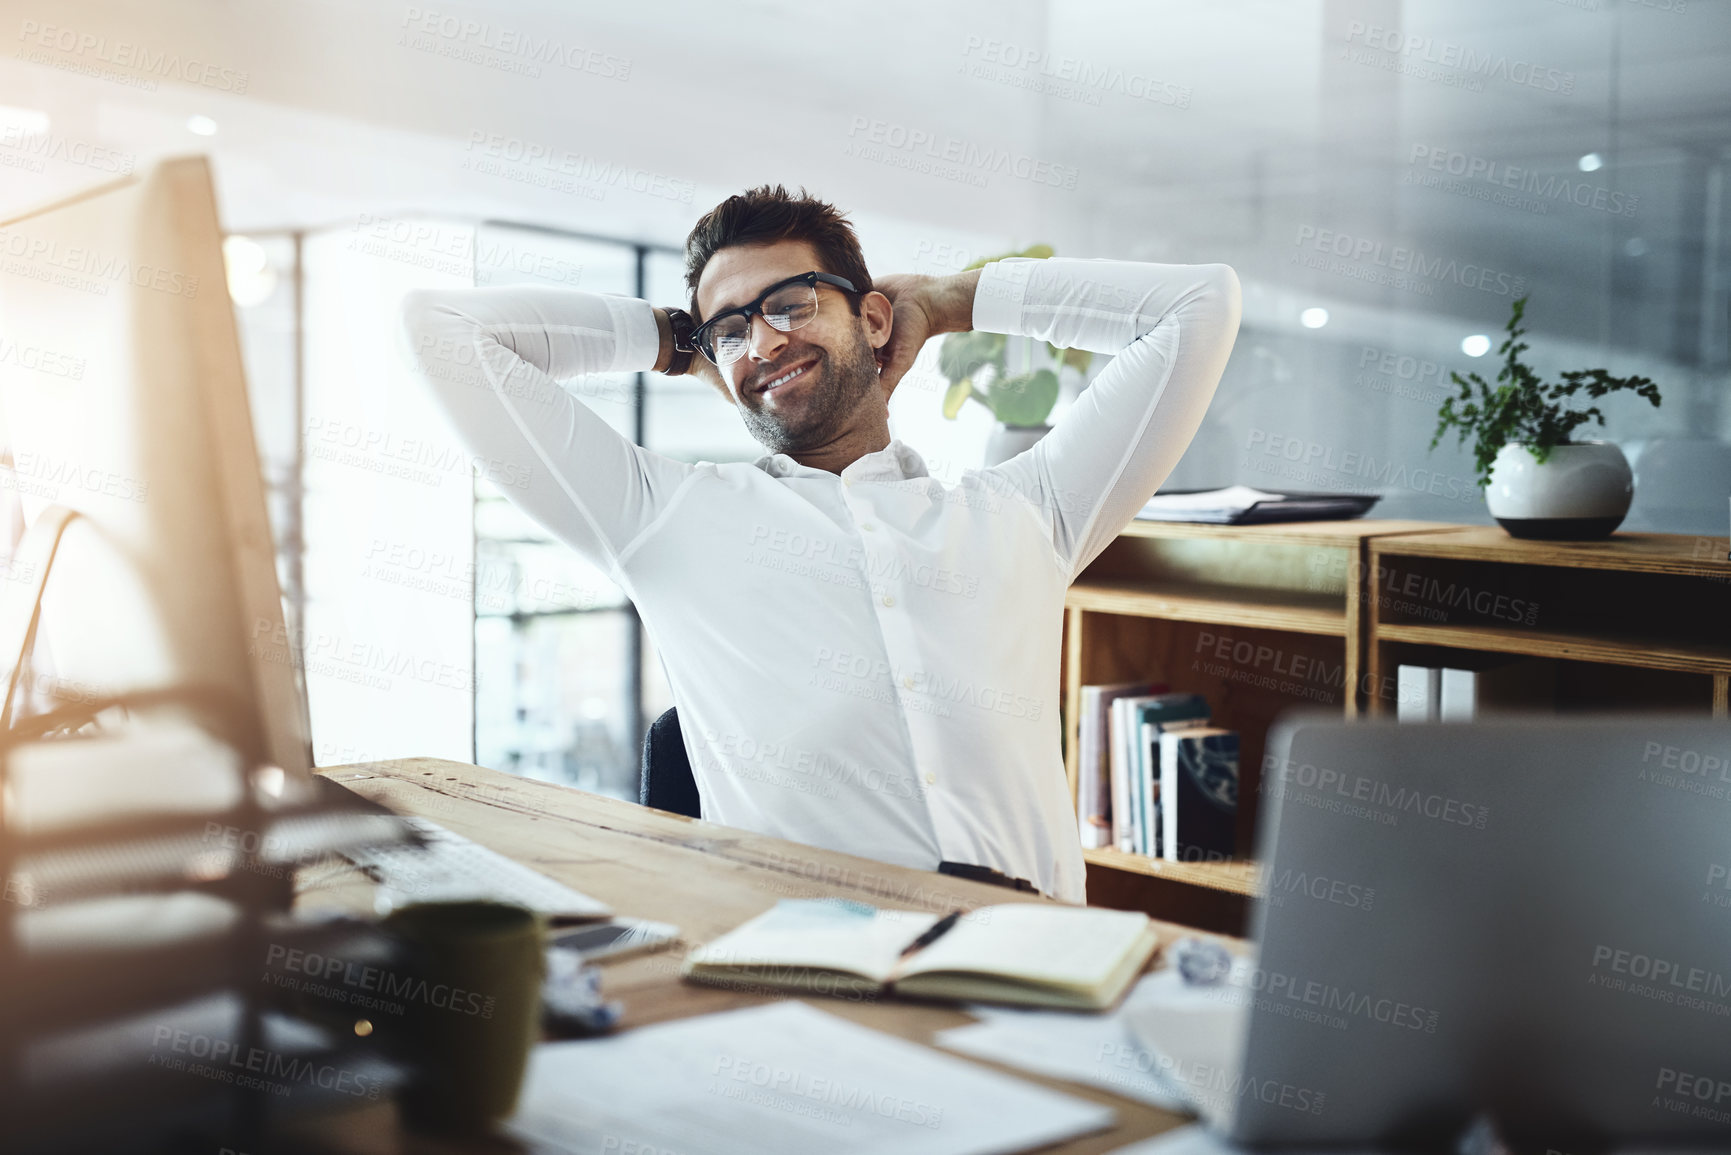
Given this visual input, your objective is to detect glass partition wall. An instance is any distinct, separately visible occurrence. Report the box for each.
[231,220,760,800]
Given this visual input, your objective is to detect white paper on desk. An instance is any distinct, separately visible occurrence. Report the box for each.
[506,1001,1116,1155]
[1103,1123,1238,1155]
[1103,1122,1392,1155]
[1120,966,1249,1079]
[1105,1123,1724,1155]
[934,971,1195,1113]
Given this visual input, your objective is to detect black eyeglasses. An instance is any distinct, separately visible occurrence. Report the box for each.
[688,271,860,367]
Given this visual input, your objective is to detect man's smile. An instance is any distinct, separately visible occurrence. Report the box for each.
[751,356,819,399]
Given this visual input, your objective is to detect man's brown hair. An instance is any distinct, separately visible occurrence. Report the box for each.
[683,184,873,322]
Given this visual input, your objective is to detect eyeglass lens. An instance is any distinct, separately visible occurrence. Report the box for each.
[707,282,819,365]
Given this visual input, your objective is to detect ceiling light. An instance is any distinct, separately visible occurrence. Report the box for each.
[0,105,50,135]
[186,114,218,136]
[1578,152,1603,173]
[1299,307,1329,329]
[1461,334,1492,358]
[222,235,277,307]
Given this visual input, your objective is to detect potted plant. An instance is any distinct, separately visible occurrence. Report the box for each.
[1430,297,1661,540]
[936,245,1093,466]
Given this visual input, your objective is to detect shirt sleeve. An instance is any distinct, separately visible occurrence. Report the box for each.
[972,257,1241,579]
[399,286,697,572]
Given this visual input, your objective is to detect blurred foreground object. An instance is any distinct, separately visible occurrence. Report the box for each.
[0,158,414,1150]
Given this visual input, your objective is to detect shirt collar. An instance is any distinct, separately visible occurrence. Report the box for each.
[754,439,930,483]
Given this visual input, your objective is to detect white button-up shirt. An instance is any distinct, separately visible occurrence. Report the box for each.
[403,257,1241,902]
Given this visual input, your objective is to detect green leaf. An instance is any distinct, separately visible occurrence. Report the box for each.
[1040,342,1093,375]
[942,379,973,420]
[938,330,1004,384]
[1060,346,1092,373]
[963,242,1056,270]
[987,368,1059,427]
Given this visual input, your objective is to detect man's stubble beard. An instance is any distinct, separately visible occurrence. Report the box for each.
[736,326,880,455]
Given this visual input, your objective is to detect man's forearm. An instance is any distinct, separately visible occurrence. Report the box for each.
[926,267,982,335]
[651,306,673,373]
[980,258,1241,577]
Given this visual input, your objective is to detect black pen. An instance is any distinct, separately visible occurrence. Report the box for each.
[899,909,965,958]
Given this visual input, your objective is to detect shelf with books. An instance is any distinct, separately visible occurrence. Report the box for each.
[1062,519,1463,934]
[1069,521,1731,933]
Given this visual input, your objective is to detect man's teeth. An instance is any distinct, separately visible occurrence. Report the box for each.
[765,365,806,390]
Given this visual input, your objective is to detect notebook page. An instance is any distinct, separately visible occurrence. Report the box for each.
[686,900,938,984]
[898,905,1153,988]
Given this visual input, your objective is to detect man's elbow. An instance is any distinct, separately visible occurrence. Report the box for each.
[1202,263,1242,310]
[399,288,449,351]
[398,289,475,381]
[1201,263,1243,337]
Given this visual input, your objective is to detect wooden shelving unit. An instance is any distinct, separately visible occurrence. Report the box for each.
[1065,579,1347,636]
[1371,623,1731,678]
[1366,528,1731,718]
[1065,520,1731,934]
[1062,518,1452,932]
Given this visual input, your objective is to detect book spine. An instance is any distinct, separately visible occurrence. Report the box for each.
[1138,721,1156,856]
[1166,731,1239,864]
[1077,687,1104,848]
[1397,665,1440,722]
[1159,732,1178,863]
[1121,699,1135,855]
[1438,668,1477,722]
[1110,698,1133,851]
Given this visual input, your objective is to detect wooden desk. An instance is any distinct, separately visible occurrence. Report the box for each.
[297,757,1208,1153]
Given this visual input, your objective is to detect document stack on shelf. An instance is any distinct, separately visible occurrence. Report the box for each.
[1135,486,1378,525]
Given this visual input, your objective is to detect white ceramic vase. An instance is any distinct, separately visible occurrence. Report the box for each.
[1485,441,1632,540]
[982,424,1050,467]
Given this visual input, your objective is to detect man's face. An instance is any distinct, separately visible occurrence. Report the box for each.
[695,239,885,455]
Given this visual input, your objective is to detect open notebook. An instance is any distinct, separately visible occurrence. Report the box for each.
[682,899,1161,1011]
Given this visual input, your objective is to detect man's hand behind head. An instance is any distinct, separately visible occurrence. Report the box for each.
[871,273,936,398]
[872,269,983,399]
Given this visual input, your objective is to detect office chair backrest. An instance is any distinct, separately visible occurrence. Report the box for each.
[639,707,701,819]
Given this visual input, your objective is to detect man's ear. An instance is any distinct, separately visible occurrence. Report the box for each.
[860,290,894,350]
[688,355,734,402]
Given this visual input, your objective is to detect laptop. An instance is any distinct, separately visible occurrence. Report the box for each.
[1126,713,1731,1150]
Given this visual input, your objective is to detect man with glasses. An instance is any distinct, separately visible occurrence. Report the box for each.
[404,184,1239,903]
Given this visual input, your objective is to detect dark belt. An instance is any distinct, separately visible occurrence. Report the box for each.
[938,860,1038,893]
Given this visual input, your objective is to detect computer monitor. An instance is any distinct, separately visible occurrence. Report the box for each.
[0,155,309,775]
[1157,713,1731,1149]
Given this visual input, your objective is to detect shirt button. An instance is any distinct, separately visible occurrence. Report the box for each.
[842,478,853,488]
[901,675,914,690]
[924,772,937,786]
[861,522,875,532]
[881,595,895,608]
